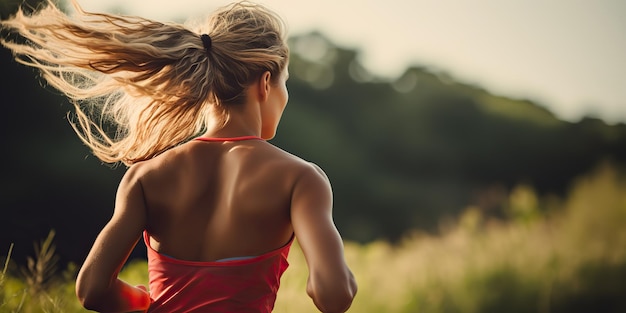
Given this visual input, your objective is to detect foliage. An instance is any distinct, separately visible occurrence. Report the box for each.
[2,1,625,312]
[2,0,626,270]
[1,231,80,313]
[1,163,625,312]
[277,161,626,312]
[275,33,626,243]
[21,230,58,296]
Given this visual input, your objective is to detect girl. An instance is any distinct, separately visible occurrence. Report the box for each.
[1,0,357,312]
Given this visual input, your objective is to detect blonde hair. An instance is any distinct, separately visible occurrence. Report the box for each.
[1,0,289,165]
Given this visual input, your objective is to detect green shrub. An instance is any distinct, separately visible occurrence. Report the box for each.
[2,162,625,312]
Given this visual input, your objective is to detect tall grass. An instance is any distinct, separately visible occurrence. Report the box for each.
[276,161,626,312]
[2,162,625,312]
[0,231,81,313]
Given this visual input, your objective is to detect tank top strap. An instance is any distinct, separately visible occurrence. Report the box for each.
[194,136,264,142]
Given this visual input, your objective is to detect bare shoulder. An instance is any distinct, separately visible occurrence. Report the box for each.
[265,143,329,179]
[128,143,189,176]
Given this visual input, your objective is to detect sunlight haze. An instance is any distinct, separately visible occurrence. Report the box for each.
[78,0,626,124]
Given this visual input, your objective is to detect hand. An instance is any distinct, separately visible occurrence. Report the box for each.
[129,285,150,313]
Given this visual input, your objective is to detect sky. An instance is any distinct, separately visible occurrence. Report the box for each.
[78,0,626,124]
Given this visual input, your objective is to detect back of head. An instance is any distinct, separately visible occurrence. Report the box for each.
[198,1,289,105]
[0,0,289,165]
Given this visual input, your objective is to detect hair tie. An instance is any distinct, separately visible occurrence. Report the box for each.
[200,34,212,52]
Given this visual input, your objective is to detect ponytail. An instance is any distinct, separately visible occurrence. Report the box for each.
[1,0,288,165]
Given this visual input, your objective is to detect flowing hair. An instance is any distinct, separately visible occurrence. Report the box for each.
[0,0,289,165]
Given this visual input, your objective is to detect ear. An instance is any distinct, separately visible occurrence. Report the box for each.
[258,71,272,102]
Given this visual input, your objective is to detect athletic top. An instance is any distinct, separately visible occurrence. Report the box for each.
[144,136,291,312]
[144,231,293,313]
[193,135,265,143]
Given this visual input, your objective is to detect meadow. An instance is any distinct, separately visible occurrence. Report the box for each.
[1,162,625,312]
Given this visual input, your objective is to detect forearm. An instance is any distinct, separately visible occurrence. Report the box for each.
[78,278,150,313]
[307,269,357,313]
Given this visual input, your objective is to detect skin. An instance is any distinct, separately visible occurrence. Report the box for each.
[75,68,357,313]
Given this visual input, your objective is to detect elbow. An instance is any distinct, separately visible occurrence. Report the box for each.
[76,287,97,310]
[78,297,100,312]
[75,273,104,310]
[320,292,356,313]
[76,284,98,310]
[307,272,357,313]
[309,288,356,313]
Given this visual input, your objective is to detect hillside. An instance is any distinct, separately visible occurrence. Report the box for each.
[1,25,625,264]
[273,32,626,241]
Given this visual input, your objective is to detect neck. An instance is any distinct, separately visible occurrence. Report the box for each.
[203,102,262,139]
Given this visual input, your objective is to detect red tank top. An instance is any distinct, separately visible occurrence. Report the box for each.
[144,231,293,312]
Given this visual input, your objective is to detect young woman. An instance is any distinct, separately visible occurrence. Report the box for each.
[1,1,357,312]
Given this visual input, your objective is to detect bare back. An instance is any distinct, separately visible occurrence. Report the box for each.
[137,137,302,262]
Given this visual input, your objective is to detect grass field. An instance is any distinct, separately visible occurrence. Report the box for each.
[2,162,626,312]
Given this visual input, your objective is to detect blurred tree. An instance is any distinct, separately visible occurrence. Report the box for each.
[1,10,625,265]
[1,0,128,266]
[275,32,626,242]
[0,0,67,20]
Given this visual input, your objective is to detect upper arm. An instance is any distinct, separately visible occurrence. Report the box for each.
[76,164,148,303]
[291,163,344,269]
[290,163,355,310]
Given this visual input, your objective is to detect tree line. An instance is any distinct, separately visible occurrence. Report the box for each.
[1,1,625,265]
